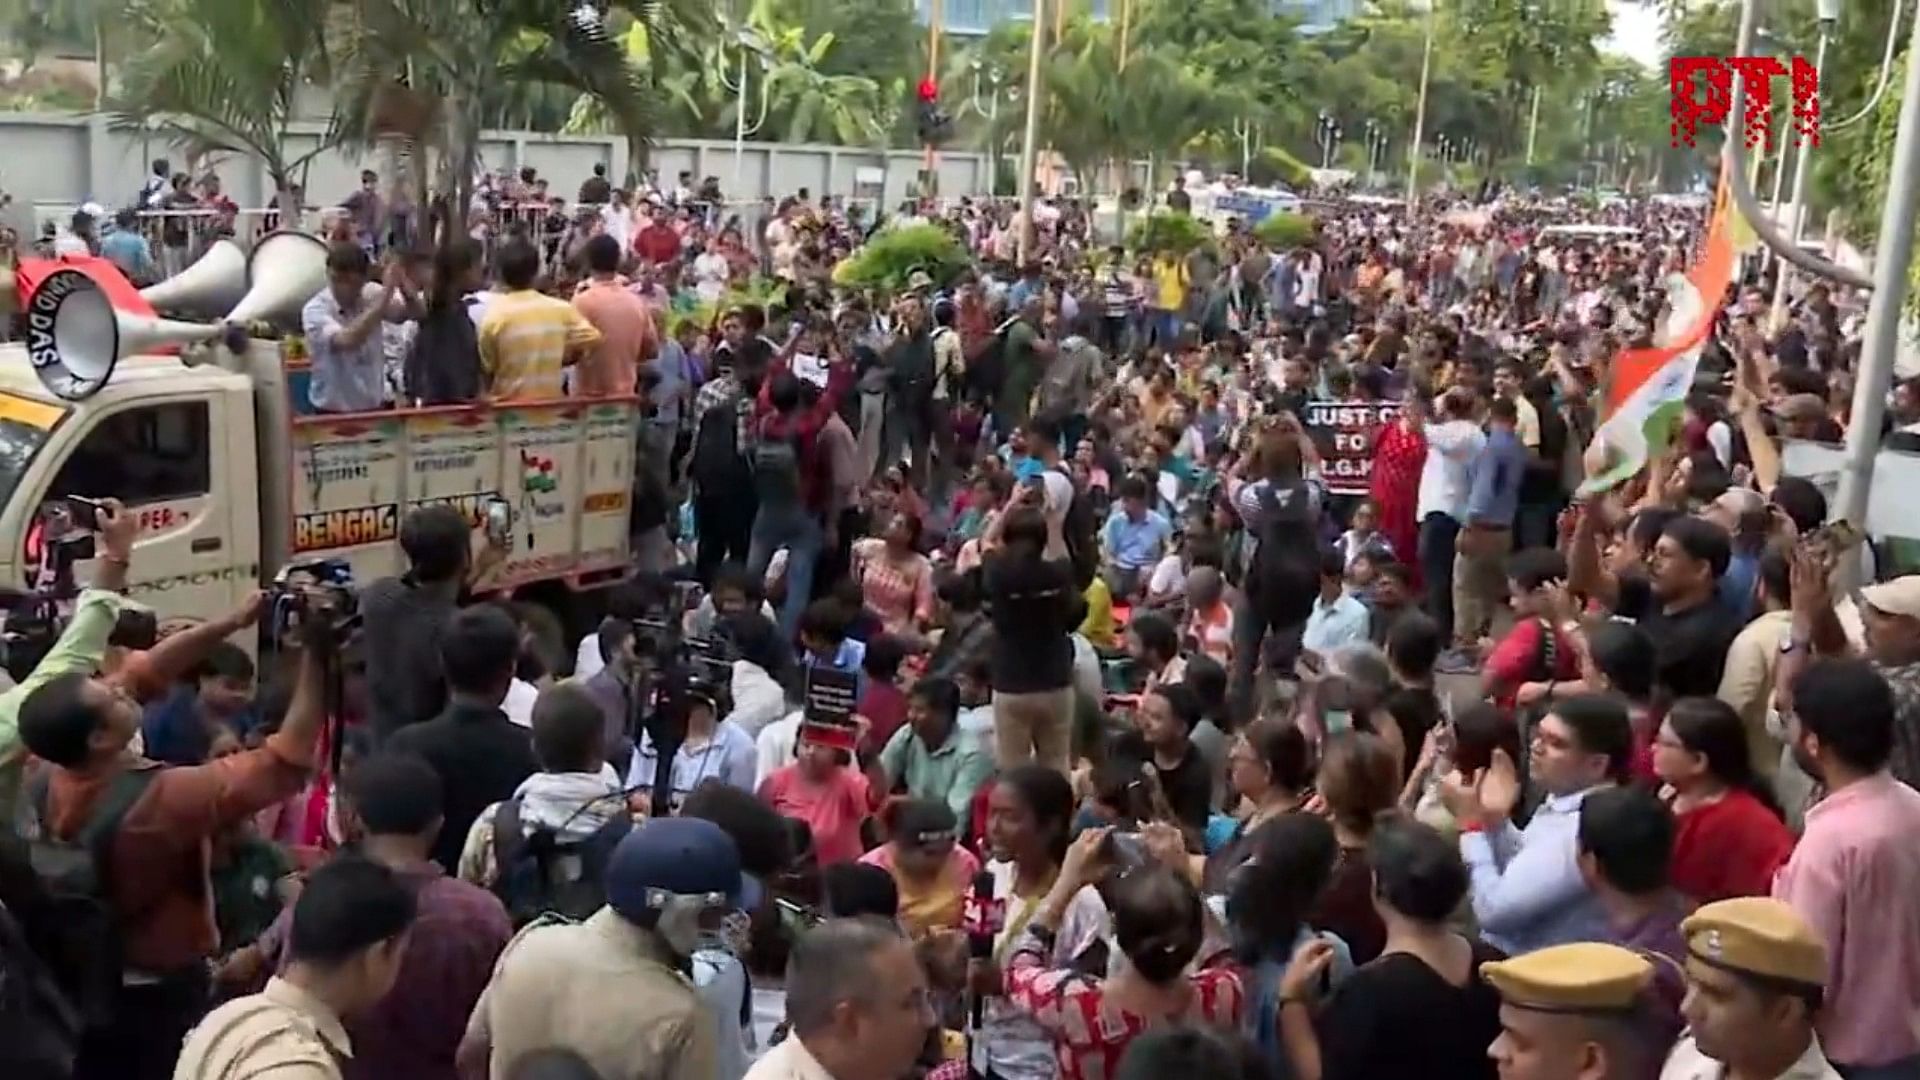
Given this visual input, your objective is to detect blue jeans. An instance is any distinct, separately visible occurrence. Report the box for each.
[747,507,823,640]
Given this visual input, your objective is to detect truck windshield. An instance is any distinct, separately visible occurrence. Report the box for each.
[0,416,54,511]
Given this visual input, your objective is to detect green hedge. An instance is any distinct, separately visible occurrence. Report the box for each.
[1126,211,1215,256]
[1254,211,1317,250]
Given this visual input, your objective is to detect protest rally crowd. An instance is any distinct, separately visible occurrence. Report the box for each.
[5,155,1920,1080]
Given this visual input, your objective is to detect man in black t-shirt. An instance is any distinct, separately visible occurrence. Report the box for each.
[1131,682,1214,832]
[1639,516,1745,700]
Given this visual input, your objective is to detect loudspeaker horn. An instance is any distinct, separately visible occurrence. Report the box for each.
[227,230,329,327]
[137,238,248,317]
[24,269,239,401]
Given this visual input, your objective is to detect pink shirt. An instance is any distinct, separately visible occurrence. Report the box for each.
[1773,773,1920,1067]
[571,280,655,397]
[757,763,874,867]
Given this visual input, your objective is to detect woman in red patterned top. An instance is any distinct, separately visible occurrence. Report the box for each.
[852,510,936,637]
[1653,696,1795,903]
[1367,389,1428,589]
[1004,829,1243,1080]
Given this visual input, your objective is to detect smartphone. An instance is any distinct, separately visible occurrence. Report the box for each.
[64,496,108,531]
[1107,831,1146,868]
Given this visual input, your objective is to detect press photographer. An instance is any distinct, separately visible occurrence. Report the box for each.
[0,497,139,821]
[10,575,334,1080]
[360,504,508,744]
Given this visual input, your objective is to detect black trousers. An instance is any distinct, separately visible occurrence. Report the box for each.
[694,488,757,586]
[1418,512,1461,646]
[76,967,210,1080]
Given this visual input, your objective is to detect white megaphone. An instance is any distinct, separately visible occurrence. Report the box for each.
[23,269,241,401]
[226,230,330,327]
[138,238,248,317]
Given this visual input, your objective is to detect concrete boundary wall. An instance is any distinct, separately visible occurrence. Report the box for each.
[0,113,991,220]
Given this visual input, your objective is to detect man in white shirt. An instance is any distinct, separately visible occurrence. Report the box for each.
[744,919,932,1080]
[1415,386,1485,649]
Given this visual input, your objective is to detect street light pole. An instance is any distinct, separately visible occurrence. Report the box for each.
[1770,13,1835,329]
[1016,0,1047,264]
[1406,0,1436,202]
[1525,85,1541,166]
[1834,0,1920,530]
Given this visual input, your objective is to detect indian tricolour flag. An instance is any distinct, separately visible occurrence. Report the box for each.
[1578,181,1739,495]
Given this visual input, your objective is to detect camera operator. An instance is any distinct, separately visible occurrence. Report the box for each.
[15,583,334,1080]
[360,504,506,743]
[0,498,139,822]
[572,579,694,816]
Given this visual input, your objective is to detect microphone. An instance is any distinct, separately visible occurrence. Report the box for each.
[964,869,1002,1032]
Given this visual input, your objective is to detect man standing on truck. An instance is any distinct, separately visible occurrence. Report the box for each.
[478,238,602,401]
[302,244,420,414]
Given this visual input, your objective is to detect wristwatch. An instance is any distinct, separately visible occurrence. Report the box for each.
[1779,637,1809,656]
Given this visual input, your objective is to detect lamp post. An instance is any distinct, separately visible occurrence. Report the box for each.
[1016,0,1048,264]
[1316,111,1342,169]
[1770,0,1838,329]
[1406,0,1437,202]
[719,26,771,190]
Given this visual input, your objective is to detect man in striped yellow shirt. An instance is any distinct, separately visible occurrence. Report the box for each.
[477,238,601,400]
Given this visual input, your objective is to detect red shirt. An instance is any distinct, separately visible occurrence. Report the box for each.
[757,763,876,866]
[1004,945,1242,1080]
[1672,788,1795,903]
[633,223,681,266]
[1483,618,1579,710]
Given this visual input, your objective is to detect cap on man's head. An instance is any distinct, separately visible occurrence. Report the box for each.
[605,817,759,922]
[1859,575,1920,621]
[1481,943,1652,1014]
[1683,897,1827,989]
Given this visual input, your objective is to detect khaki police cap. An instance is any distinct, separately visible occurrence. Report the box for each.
[1683,897,1827,989]
[1482,943,1653,1014]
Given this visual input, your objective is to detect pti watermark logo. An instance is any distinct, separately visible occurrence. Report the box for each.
[1670,55,1821,150]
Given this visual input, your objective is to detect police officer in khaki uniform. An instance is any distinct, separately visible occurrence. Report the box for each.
[174,860,417,1080]
[1660,897,1840,1080]
[1484,941,1667,1080]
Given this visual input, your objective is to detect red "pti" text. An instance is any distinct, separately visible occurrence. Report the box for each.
[1670,55,1820,151]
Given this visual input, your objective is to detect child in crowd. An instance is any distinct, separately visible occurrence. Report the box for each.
[1334,499,1394,571]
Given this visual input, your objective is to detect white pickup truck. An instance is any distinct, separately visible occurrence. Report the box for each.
[0,324,640,652]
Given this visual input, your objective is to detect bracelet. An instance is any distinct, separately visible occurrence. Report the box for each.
[99,554,131,568]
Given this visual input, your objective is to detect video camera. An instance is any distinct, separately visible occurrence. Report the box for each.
[267,557,360,646]
[1,497,113,681]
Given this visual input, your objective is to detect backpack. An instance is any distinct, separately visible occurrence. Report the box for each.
[1247,479,1322,628]
[964,319,1017,408]
[749,419,804,506]
[1050,464,1100,592]
[491,798,632,927]
[24,765,159,1033]
[689,397,748,491]
[0,894,79,1077]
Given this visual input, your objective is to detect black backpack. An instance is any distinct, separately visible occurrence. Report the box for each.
[749,421,805,506]
[490,798,632,927]
[23,765,159,1034]
[1248,479,1321,629]
[1050,464,1100,592]
[964,318,1017,408]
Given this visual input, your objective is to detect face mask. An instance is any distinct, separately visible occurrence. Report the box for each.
[648,889,729,958]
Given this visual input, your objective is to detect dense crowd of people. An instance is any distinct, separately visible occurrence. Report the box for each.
[2,157,1919,1080]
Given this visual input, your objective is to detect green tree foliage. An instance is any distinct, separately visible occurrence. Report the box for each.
[833,223,971,289]
[107,0,334,195]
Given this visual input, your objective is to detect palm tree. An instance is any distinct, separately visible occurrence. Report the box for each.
[567,0,892,147]
[107,0,335,201]
[329,0,711,210]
